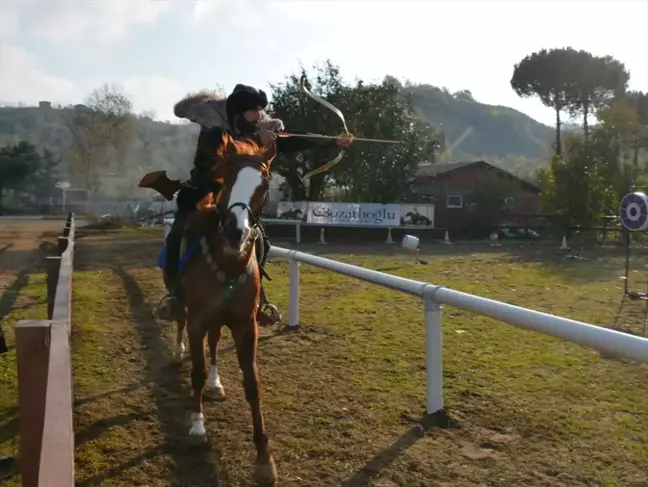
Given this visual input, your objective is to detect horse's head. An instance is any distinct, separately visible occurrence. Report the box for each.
[211,133,276,257]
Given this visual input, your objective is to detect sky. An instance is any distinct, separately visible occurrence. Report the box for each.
[0,0,646,127]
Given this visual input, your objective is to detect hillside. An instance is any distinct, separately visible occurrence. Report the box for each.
[407,85,554,159]
[0,86,555,187]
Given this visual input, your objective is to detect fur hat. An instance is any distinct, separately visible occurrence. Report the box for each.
[226,84,268,121]
[174,85,283,132]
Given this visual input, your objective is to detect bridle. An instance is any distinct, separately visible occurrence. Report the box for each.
[215,157,271,238]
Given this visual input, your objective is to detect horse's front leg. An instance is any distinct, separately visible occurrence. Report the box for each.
[187,320,208,444]
[233,318,278,485]
[207,326,225,399]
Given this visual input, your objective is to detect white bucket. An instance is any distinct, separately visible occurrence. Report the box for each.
[402,234,419,251]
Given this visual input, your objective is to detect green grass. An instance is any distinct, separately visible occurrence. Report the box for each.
[0,268,125,486]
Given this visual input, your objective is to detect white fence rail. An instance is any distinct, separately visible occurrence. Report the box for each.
[269,246,648,416]
[262,219,303,243]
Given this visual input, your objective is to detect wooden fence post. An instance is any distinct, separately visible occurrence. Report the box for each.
[38,321,74,486]
[57,237,68,256]
[46,257,61,320]
[15,320,51,487]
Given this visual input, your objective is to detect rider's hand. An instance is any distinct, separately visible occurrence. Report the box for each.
[258,130,277,146]
[336,132,354,149]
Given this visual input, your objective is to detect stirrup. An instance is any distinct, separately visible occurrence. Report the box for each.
[258,302,281,326]
[156,293,182,321]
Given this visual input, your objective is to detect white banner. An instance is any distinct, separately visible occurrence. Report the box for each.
[277,201,403,227]
[308,202,401,227]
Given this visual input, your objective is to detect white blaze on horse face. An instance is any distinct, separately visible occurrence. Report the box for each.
[229,167,263,232]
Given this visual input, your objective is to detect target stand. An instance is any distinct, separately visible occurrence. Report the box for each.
[614,192,648,335]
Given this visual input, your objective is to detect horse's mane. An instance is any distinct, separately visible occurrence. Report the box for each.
[209,132,273,187]
[187,132,274,233]
[217,131,262,157]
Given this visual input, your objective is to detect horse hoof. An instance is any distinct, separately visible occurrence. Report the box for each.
[173,343,186,362]
[209,385,226,400]
[188,412,207,444]
[254,457,278,485]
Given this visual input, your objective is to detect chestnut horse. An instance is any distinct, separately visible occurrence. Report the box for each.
[169,133,279,484]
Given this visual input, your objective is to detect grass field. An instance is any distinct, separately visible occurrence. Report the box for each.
[2,227,648,486]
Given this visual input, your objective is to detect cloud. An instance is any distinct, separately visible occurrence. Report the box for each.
[0,6,19,41]
[10,0,171,45]
[120,76,191,122]
[0,44,75,105]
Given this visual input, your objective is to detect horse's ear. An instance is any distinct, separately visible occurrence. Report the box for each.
[183,207,219,238]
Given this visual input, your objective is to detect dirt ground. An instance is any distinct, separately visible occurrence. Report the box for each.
[2,226,648,487]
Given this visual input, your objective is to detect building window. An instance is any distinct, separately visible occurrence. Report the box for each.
[446,195,463,208]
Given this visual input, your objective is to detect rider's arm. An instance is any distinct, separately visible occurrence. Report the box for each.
[276,130,339,153]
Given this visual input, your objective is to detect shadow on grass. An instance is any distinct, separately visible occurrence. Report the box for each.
[0,417,18,450]
[0,269,31,354]
[342,413,454,487]
[75,409,154,447]
[114,264,225,487]
[0,270,30,322]
[74,381,150,408]
[76,447,167,487]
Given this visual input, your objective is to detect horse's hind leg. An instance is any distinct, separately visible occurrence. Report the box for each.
[233,321,278,484]
[206,326,225,399]
[187,321,208,444]
[173,308,187,362]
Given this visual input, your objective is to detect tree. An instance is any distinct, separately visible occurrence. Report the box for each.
[0,141,42,207]
[537,134,614,229]
[623,91,648,165]
[511,48,580,156]
[21,149,61,198]
[468,170,518,230]
[568,51,629,139]
[269,60,439,202]
[537,97,646,229]
[64,84,134,191]
[453,90,475,102]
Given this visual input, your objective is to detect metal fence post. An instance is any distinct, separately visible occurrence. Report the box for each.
[423,286,444,414]
[288,251,300,327]
[296,222,301,244]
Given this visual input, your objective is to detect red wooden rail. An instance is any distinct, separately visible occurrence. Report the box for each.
[15,213,76,487]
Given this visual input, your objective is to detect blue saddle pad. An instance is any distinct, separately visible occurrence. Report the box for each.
[157,239,198,274]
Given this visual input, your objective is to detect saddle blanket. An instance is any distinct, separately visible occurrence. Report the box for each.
[157,238,197,274]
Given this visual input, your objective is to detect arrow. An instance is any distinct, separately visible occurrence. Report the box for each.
[276,132,403,145]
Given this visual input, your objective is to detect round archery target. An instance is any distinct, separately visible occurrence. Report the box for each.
[619,192,648,231]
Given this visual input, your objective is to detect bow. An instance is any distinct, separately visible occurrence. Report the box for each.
[298,74,352,181]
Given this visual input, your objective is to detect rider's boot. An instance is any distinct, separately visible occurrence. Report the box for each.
[257,280,279,326]
[159,224,184,321]
[255,224,280,326]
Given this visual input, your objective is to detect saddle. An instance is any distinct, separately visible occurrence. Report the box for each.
[158,228,270,281]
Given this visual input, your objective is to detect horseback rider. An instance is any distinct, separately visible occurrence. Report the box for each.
[162,83,353,323]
